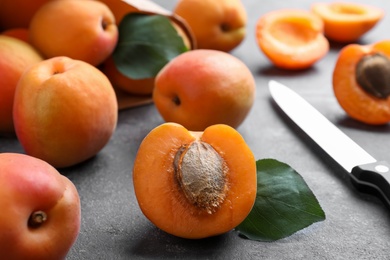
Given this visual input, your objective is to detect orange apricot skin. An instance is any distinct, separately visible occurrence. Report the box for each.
[311,2,384,43]
[0,36,43,136]
[132,123,257,239]
[13,56,118,168]
[333,40,390,125]
[256,9,329,70]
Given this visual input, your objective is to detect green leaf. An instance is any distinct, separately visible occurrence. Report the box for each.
[236,158,325,242]
[112,13,188,80]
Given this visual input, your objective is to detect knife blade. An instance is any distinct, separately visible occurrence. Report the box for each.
[269,80,390,208]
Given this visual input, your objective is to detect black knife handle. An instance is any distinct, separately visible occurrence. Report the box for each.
[351,161,390,208]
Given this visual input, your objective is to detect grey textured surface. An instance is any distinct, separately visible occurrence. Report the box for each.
[2,0,390,259]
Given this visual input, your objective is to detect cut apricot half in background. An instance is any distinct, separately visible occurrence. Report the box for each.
[132,123,257,239]
[256,9,329,70]
[311,2,384,43]
[333,40,390,125]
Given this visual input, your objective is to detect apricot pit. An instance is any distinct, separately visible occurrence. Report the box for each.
[355,53,390,99]
[174,140,228,214]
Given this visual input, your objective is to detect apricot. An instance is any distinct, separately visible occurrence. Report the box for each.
[0,35,43,136]
[29,0,118,66]
[13,56,118,168]
[311,2,384,43]
[256,9,329,70]
[174,0,247,52]
[0,153,80,259]
[133,123,257,239]
[333,40,390,125]
[153,49,256,131]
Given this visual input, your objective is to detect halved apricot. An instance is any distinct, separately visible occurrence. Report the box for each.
[132,122,257,239]
[311,2,384,43]
[333,40,390,125]
[255,9,329,70]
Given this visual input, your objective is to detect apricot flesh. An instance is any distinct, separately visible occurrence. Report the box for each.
[133,123,257,239]
[311,2,384,43]
[256,9,329,70]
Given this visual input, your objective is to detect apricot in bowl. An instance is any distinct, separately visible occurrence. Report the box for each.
[132,122,257,239]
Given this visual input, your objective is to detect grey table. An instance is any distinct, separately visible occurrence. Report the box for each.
[2,0,390,259]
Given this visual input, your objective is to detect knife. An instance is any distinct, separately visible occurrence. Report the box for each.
[268,80,390,208]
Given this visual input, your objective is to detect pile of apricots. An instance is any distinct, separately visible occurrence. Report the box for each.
[0,0,390,258]
[0,0,255,257]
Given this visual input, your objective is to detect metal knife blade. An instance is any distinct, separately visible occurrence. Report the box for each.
[269,80,390,207]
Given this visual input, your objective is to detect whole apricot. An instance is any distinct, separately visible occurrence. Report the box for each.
[133,123,257,239]
[13,56,118,168]
[0,35,43,136]
[153,49,256,131]
[0,153,80,260]
[29,0,118,66]
[174,0,247,52]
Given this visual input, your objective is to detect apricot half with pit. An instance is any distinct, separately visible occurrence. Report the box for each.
[333,40,390,125]
[132,122,257,239]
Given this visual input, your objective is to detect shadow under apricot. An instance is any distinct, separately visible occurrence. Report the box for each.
[256,63,319,78]
[127,226,233,259]
[328,37,372,51]
[335,115,390,133]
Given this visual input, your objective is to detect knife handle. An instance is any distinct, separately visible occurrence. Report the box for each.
[351,161,390,208]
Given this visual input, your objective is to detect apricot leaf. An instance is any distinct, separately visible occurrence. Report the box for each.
[236,158,325,242]
[113,13,188,80]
